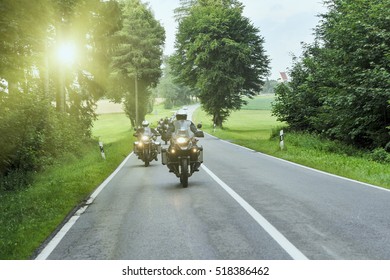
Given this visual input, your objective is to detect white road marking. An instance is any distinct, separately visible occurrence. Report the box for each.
[209,133,389,193]
[201,164,309,260]
[35,152,133,260]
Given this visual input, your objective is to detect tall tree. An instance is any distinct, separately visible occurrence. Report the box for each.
[171,0,269,126]
[110,0,165,126]
[272,0,390,149]
[49,0,121,130]
[173,0,198,22]
[0,0,123,179]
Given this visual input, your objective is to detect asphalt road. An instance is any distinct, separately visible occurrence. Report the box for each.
[36,109,390,260]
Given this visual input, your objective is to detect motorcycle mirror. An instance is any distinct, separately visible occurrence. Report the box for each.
[195,130,204,138]
[197,123,202,129]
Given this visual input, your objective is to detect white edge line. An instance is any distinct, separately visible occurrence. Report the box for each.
[35,152,134,260]
[208,133,390,193]
[201,164,308,260]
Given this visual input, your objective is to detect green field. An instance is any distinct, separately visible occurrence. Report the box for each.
[193,95,390,189]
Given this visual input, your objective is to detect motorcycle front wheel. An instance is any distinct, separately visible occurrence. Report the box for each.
[144,149,150,167]
[180,158,188,188]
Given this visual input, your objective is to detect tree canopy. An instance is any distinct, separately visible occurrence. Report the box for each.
[272,0,390,149]
[171,0,270,126]
[0,0,165,189]
[109,0,165,126]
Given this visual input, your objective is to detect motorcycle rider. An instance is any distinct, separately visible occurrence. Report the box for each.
[166,109,198,138]
[134,120,159,138]
[166,109,202,171]
[134,120,159,160]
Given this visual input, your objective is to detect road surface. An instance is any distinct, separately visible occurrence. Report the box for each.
[36,107,390,260]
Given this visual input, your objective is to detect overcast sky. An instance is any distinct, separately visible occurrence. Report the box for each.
[146,0,327,80]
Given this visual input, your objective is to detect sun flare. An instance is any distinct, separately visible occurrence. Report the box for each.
[57,42,77,65]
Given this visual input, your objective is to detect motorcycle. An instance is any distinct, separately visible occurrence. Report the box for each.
[161,121,204,187]
[157,118,170,144]
[133,128,161,167]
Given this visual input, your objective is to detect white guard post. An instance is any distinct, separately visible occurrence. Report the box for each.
[279,130,284,150]
[99,141,106,159]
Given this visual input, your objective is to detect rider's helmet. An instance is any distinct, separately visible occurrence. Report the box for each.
[176,109,187,121]
[142,120,149,127]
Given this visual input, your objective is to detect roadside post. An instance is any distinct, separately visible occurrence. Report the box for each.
[279,130,284,150]
[99,141,106,159]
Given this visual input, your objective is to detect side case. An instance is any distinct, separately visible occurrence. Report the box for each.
[161,148,167,165]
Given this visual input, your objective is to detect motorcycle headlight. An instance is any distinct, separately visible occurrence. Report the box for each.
[141,135,149,141]
[176,137,189,145]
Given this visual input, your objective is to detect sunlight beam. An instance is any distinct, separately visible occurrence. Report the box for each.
[57,42,77,66]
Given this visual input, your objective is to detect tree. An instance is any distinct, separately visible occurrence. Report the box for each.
[173,0,198,22]
[110,0,165,126]
[171,0,269,126]
[317,0,390,148]
[261,79,278,94]
[272,45,325,132]
[272,0,390,149]
[153,56,197,109]
[0,0,124,184]
[49,0,121,133]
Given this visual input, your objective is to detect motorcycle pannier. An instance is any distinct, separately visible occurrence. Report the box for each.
[161,148,167,165]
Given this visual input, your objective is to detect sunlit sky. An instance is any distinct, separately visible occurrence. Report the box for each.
[146,0,327,80]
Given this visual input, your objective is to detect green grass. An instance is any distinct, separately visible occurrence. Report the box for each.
[241,94,274,110]
[193,95,390,189]
[0,113,133,259]
[193,109,278,141]
[92,113,132,144]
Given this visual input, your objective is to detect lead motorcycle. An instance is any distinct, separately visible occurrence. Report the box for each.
[161,121,204,187]
[133,128,161,167]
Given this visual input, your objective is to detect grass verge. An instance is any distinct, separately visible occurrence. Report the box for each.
[0,113,133,259]
[192,97,390,189]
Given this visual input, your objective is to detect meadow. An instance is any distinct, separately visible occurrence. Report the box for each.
[193,95,390,189]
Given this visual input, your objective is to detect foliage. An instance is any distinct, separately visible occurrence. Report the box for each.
[370,148,390,164]
[152,56,197,109]
[272,0,390,149]
[0,91,90,191]
[109,0,165,126]
[0,0,164,190]
[171,0,270,127]
[174,0,198,22]
[261,79,278,94]
[0,114,133,259]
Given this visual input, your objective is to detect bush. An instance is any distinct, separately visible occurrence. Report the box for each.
[371,148,390,163]
[0,170,33,192]
[0,92,90,192]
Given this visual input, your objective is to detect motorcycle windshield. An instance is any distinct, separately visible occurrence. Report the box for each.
[141,127,153,137]
[173,120,194,139]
